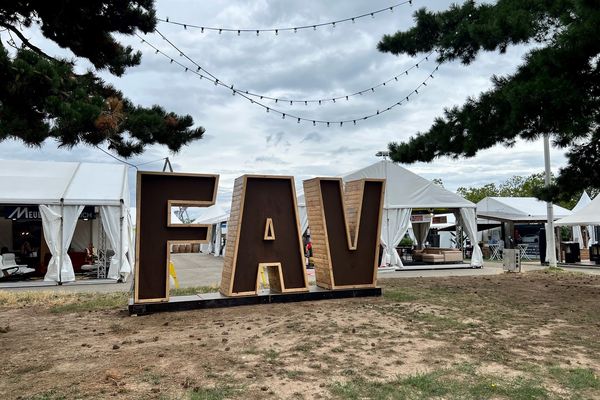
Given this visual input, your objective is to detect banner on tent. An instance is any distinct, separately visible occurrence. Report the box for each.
[4,206,95,221]
[411,215,432,223]
[133,171,385,310]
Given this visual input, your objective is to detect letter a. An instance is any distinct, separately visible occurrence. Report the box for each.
[220,175,308,296]
[303,178,385,289]
[135,172,219,303]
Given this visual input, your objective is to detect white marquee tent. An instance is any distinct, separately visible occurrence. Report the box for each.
[556,193,600,227]
[477,197,572,222]
[298,161,482,268]
[0,160,133,283]
[563,192,597,247]
[477,197,572,263]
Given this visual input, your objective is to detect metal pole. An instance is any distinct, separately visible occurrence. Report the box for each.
[543,135,557,267]
[58,202,64,284]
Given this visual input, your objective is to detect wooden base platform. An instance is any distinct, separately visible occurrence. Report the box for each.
[129,286,381,315]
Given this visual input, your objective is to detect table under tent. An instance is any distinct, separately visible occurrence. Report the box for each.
[0,160,133,285]
[476,197,571,262]
[555,192,600,265]
[297,160,483,270]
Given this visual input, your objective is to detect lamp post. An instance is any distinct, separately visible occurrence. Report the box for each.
[543,135,558,267]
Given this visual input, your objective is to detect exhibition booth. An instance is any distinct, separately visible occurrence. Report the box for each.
[0,160,133,283]
[298,161,483,269]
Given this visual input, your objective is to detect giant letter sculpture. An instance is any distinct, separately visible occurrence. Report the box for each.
[303,178,385,289]
[135,172,219,303]
[220,175,308,296]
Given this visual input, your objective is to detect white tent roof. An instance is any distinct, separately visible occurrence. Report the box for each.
[556,194,600,226]
[193,203,229,225]
[343,160,474,209]
[573,191,592,212]
[477,197,571,222]
[0,160,128,206]
[297,160,474,209]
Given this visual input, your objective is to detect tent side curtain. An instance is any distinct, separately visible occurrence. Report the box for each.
[458,208,483,267]
[412,220,431,250]
[380,208,412,268]
[41,204,84,283]
[100,205,131,281]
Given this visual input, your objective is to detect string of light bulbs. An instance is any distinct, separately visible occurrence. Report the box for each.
[157,0,414,35]
[151,29,434,105]
[137,34,441,127]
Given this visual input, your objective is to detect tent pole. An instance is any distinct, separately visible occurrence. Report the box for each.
[119,201,124,282]
[58,201,64,285]
[543,135,557,267]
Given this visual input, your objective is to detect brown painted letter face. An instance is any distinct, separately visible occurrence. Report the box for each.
[220,175,308,296]
[303,178,385,289]
[135,172,219,303]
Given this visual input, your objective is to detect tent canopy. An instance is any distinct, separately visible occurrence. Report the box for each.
[0,160,128,206]
[193,203,229,225]
[477,197,571,222]
[298,160,475,210]
[556,194,600,226]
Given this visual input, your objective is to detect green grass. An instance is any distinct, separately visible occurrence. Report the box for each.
[49,292,128,313]
[188,385,239,400]
[549,367,600,390]
[328,368,550,400]
[170,286,219,296]
[23,391,67,400]
[383,289,419,302]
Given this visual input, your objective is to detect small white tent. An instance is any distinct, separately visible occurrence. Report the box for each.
[477,197,571,222]
[555,193,600,226]
[0,160,133,283]
[566,192,597,247]
[299,160,481,268]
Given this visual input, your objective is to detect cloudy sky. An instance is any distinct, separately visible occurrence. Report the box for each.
[0,0,567,209]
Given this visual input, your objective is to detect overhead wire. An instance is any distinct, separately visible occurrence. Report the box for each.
[157,0,414,35]
[137,33,441,126]
[153,28,433,105]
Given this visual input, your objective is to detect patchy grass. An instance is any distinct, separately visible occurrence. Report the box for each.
[329,368,550,400]
[170,286,219,296]
[549,367,600,390]
[0,285,218,313]
[188,385,240,400]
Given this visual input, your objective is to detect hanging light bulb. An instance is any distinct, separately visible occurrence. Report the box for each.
[275,29,278,35]
[237,30,240,36]
[327,122,330,127]
[297,118,301,123]
[201,27,204,33]
[282,113,285,119]
[313,121,316,126]
[256,30,259,36]
[266,107,270,113]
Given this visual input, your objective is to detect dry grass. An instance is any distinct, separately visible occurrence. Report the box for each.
[1,270,600,399]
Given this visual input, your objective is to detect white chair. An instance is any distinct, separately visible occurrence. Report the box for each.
[0,253,36,278]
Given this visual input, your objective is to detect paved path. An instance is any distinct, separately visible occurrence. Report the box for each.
[2,253,599,293]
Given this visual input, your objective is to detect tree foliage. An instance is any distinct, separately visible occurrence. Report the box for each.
[0,1,205,157]
[456,172,598,209]
[378,0,600,201]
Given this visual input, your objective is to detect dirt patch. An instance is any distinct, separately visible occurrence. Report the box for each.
[1,269,600,399]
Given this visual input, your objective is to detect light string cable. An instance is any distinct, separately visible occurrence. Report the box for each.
[137,34,440,126]
[152,29,434,105]
[158,1,414,35]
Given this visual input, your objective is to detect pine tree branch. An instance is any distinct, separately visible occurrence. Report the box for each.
[0,21,55,62]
